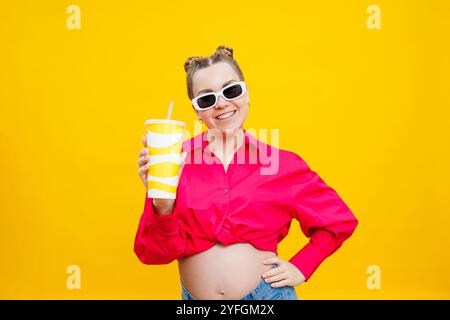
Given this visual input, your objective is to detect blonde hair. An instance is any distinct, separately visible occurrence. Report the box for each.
[183,45,245,100]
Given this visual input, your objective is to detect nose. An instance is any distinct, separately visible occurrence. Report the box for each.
[215,95,229,109]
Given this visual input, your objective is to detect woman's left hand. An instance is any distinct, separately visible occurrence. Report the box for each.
[261,256,306,287]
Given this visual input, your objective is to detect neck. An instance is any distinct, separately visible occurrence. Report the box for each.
[206,128,245,156]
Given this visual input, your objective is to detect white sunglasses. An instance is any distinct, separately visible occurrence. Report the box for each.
[192,81,247,111]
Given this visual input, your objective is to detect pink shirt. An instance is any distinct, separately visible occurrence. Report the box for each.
[134,129,358,281]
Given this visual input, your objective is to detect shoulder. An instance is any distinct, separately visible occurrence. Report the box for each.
[272,146,311,173]
[252,138,312,177]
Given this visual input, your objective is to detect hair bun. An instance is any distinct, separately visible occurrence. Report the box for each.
[215,45,233,58]
[184,56,201,73]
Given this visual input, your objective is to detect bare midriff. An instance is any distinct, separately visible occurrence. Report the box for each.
[178,243,277,300]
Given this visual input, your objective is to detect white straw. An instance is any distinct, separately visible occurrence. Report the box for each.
[167,101,173,119]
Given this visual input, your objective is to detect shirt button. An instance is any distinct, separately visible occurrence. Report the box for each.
[222,188,228,194]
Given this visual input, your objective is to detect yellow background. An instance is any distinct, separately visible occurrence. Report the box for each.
[1,0,449,299]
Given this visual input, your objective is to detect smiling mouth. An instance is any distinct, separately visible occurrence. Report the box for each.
[216,110,237,120]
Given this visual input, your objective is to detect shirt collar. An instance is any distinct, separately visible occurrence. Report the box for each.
[200,128,255,150]
[198,128,272,164]
[183,128,271,164]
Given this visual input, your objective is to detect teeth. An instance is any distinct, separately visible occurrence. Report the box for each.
[216,110,235,119]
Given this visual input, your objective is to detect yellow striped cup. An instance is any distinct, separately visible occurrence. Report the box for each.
[144,119,186,199]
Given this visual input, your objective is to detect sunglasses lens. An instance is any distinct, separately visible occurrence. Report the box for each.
[223,84,243,99]
[197,94,216,109]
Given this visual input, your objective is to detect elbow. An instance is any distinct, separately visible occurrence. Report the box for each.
[350,216,359,235]
[134,241,160,265]
[322,217,359,248]
[134,242,154,265]
[133,242,177,265]
[340,217,359,244]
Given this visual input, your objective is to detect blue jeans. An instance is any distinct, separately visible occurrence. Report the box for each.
[181,264,298,300]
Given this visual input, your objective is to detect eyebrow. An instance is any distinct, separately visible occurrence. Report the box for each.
[197,80,238,95]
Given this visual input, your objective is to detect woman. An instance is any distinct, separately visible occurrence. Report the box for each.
[134,45,359,300]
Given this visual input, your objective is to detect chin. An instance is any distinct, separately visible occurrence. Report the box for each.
[224,127,244,138]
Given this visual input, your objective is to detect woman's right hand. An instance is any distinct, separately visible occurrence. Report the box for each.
[137,134,187,214]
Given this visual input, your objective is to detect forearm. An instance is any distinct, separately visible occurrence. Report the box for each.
[152,198,175,215]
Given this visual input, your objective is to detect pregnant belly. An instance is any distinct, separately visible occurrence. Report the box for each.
[178,243,277,300]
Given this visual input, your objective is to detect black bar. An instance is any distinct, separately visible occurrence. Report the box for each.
[0,300,448,319]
